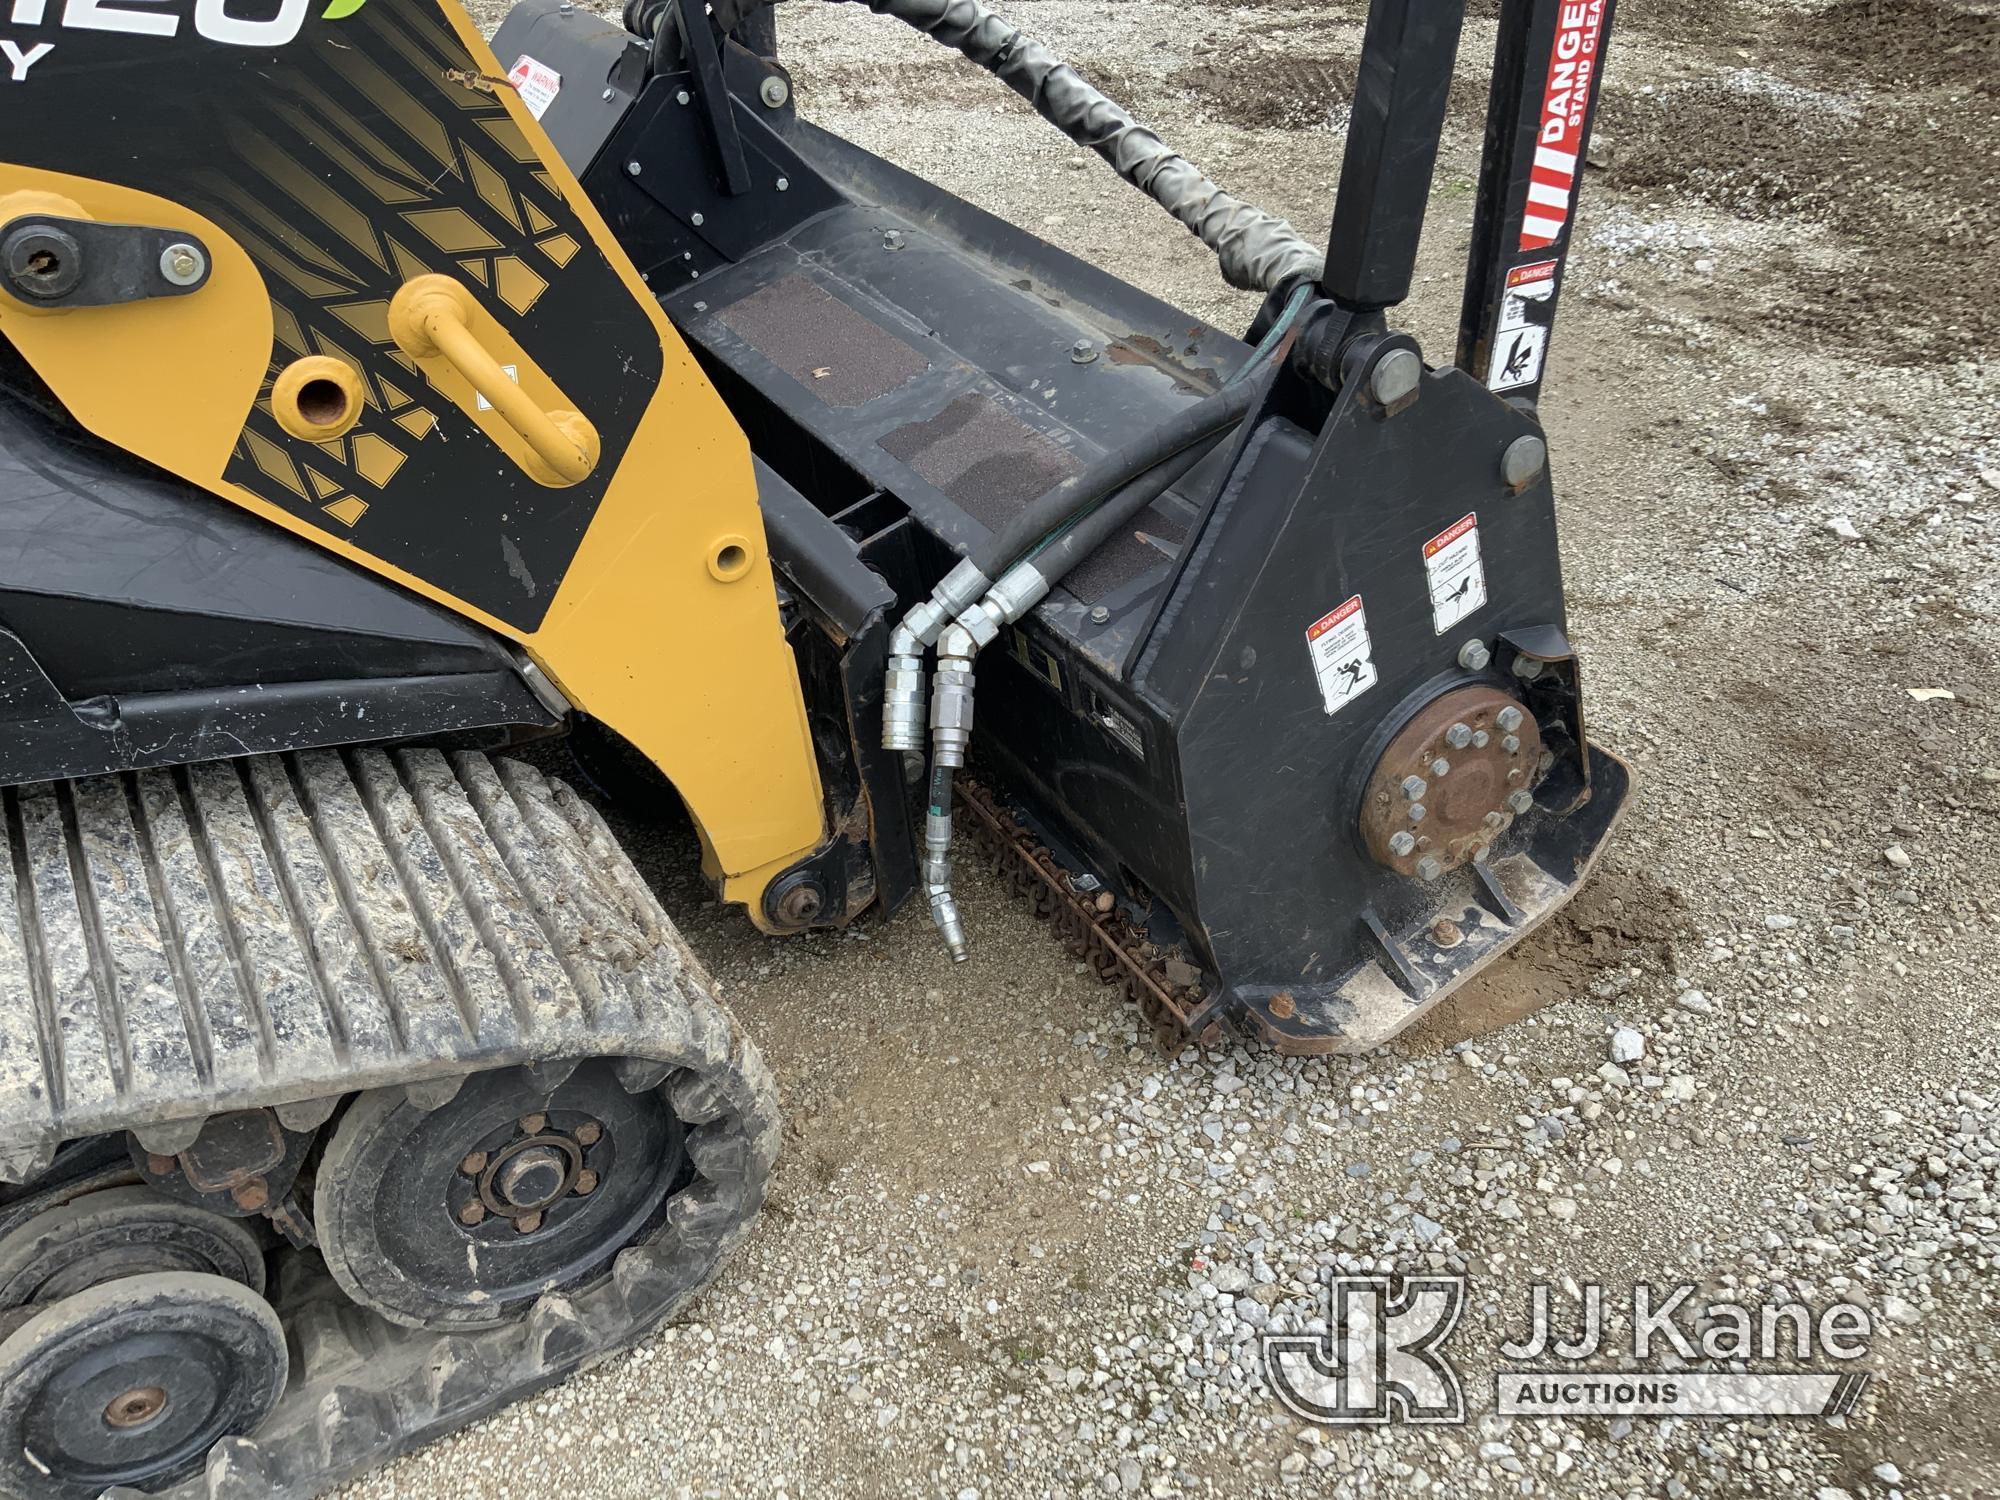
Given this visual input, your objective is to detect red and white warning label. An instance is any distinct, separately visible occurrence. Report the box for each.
[1305,595,1378,716]
[1488,259,1556,392]
[1423,513,1488,634]
[1520,0,1606,251]
[508,55,562,120]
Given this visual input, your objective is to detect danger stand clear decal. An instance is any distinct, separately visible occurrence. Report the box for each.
[1306,596,1378,716]
[1424,513,1488,634]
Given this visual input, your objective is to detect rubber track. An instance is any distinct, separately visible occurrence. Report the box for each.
[0,748,781,1499]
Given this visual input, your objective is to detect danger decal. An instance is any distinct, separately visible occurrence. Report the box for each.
[1306,596,1378,716]
[1487,259,1557,392]
[1423,514,1488,634]
[1520,0,1606,251]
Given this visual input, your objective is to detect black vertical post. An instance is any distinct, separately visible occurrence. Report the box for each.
[1455,0,1617,403]
[1320,0,1467,314]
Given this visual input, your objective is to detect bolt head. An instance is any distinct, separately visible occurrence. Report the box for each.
[1512,656,1545,681]
[1071,339,1098,364]
[1388,830,1416,857]
[1472,730,1490,748]
[759,75,790,109]
[1456,639,1491,672]
[1496,705,1524,732]
[1429,757,1451,778]
[884,230,905,250]
[1408,803,1427,823]
[1401,775,1427,801]
[574,1169,600,1196]
[1445,722,1473,750]
[460,1150,489,1177]
[1416,856,1444,882]
[675,89,691,105]
[1502,734,1521,754]
[1370,348,1424,407]
[518,1113,547,1136]
[1538,750,1556,773]
[1507,789,1534,815]
[1484,810,1507,829]
[574,1121,602,1148]
[514,1210,544,1234]
[1089,604,1111,624]
[458,1201,487,1227]
[626,160,642,176]
[776,177,790,191]
[1501,433,1549,488]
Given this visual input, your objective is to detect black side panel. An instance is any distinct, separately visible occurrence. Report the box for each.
[0,383,554,786]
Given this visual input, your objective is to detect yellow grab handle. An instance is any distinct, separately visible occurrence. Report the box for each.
[387,274,600,487]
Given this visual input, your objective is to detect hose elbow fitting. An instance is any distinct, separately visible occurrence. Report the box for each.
[882,622,928,752]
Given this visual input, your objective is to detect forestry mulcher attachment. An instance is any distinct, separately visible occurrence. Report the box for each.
[0,0,1624,1491]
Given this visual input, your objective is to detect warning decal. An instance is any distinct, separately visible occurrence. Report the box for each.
[1521,0,1605,251]
[509,55,562,120]
[1487,259,1557,392]
[1424,513,1488,634]
[1305,596,1378,716]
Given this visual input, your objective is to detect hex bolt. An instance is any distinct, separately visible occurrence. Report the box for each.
[776,177,790,192]
[1401,775,1427,801]
[1445,722,1473,750]
[574,1169,600,1197]
[460,1150,489,1177]
[159,243,205,287]
[1071,339,1098,364]
[1472,730,1490,748]
[1089,605,1111,624]
[1484,810,1507,829]
[1370,348,1423,408]
[691,212,705,227]
[1507,789,1534,815]
[1429,757,1451,778]
[1456,639,1491,672]
[1496,705,1523,732]
[518,1113,547,1136]
[675,89,691,105]
[1539,750,1556,773]
[1388,831,1416,857]
[514,1211,544,1235]
[458,1201,487,1227]
[1501,434,1548,488]
[626,160,642,176]
[1416,855,1444,882]
[1408,803,1428,823]
[601,88,615,101]
[759,75,790,109]
[574,1121,603,1148]
[883,230,906,250]
[1502,734,1521,754]
[1512,656,1544,682]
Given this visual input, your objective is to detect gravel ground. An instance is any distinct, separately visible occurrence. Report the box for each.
[355,0,1999,1495]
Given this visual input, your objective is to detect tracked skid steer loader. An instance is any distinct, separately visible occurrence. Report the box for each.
[0,0,1625,1491]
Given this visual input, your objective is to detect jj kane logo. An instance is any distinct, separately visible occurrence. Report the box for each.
[1264,1276,1874,1425]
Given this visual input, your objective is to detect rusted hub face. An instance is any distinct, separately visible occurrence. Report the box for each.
[1359,685,1545,879]
[104,1385,169,1430]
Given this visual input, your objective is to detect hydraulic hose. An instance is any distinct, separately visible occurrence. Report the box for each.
[832,0,1323,295]
[969,377,1263,583]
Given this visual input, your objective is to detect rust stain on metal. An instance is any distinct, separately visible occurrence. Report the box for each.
[1104,333,1222,394]
[1268,991,1297,1020]
[1358,684,1545,879]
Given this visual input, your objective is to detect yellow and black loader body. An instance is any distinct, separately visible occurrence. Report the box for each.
[0,0,1632,1492]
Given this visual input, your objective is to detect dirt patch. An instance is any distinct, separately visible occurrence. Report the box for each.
[1788,0,1999,87]
[1414,867,1691,1043]
[1598,60,2000,361]
[1168,53,1356,131]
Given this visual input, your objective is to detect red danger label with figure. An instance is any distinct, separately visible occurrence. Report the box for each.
[1423,513,1487,633]
[1305,595,1378,715]
[1521,0,1606,250]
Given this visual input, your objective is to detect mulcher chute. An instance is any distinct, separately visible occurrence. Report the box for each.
[0,0,1625,1490]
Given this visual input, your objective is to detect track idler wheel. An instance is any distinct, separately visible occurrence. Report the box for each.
[0,1271,287,1500]
[0,1185,267,1308]
[316,1059,696,1331]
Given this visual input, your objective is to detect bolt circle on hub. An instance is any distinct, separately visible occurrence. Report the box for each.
[315,1062,689,1330]
[1359,685,1545,879]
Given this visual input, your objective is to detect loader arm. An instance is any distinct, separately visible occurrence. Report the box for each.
[0,0,827,922]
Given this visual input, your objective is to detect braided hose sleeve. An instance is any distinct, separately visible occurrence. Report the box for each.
[833,0,1325,294]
